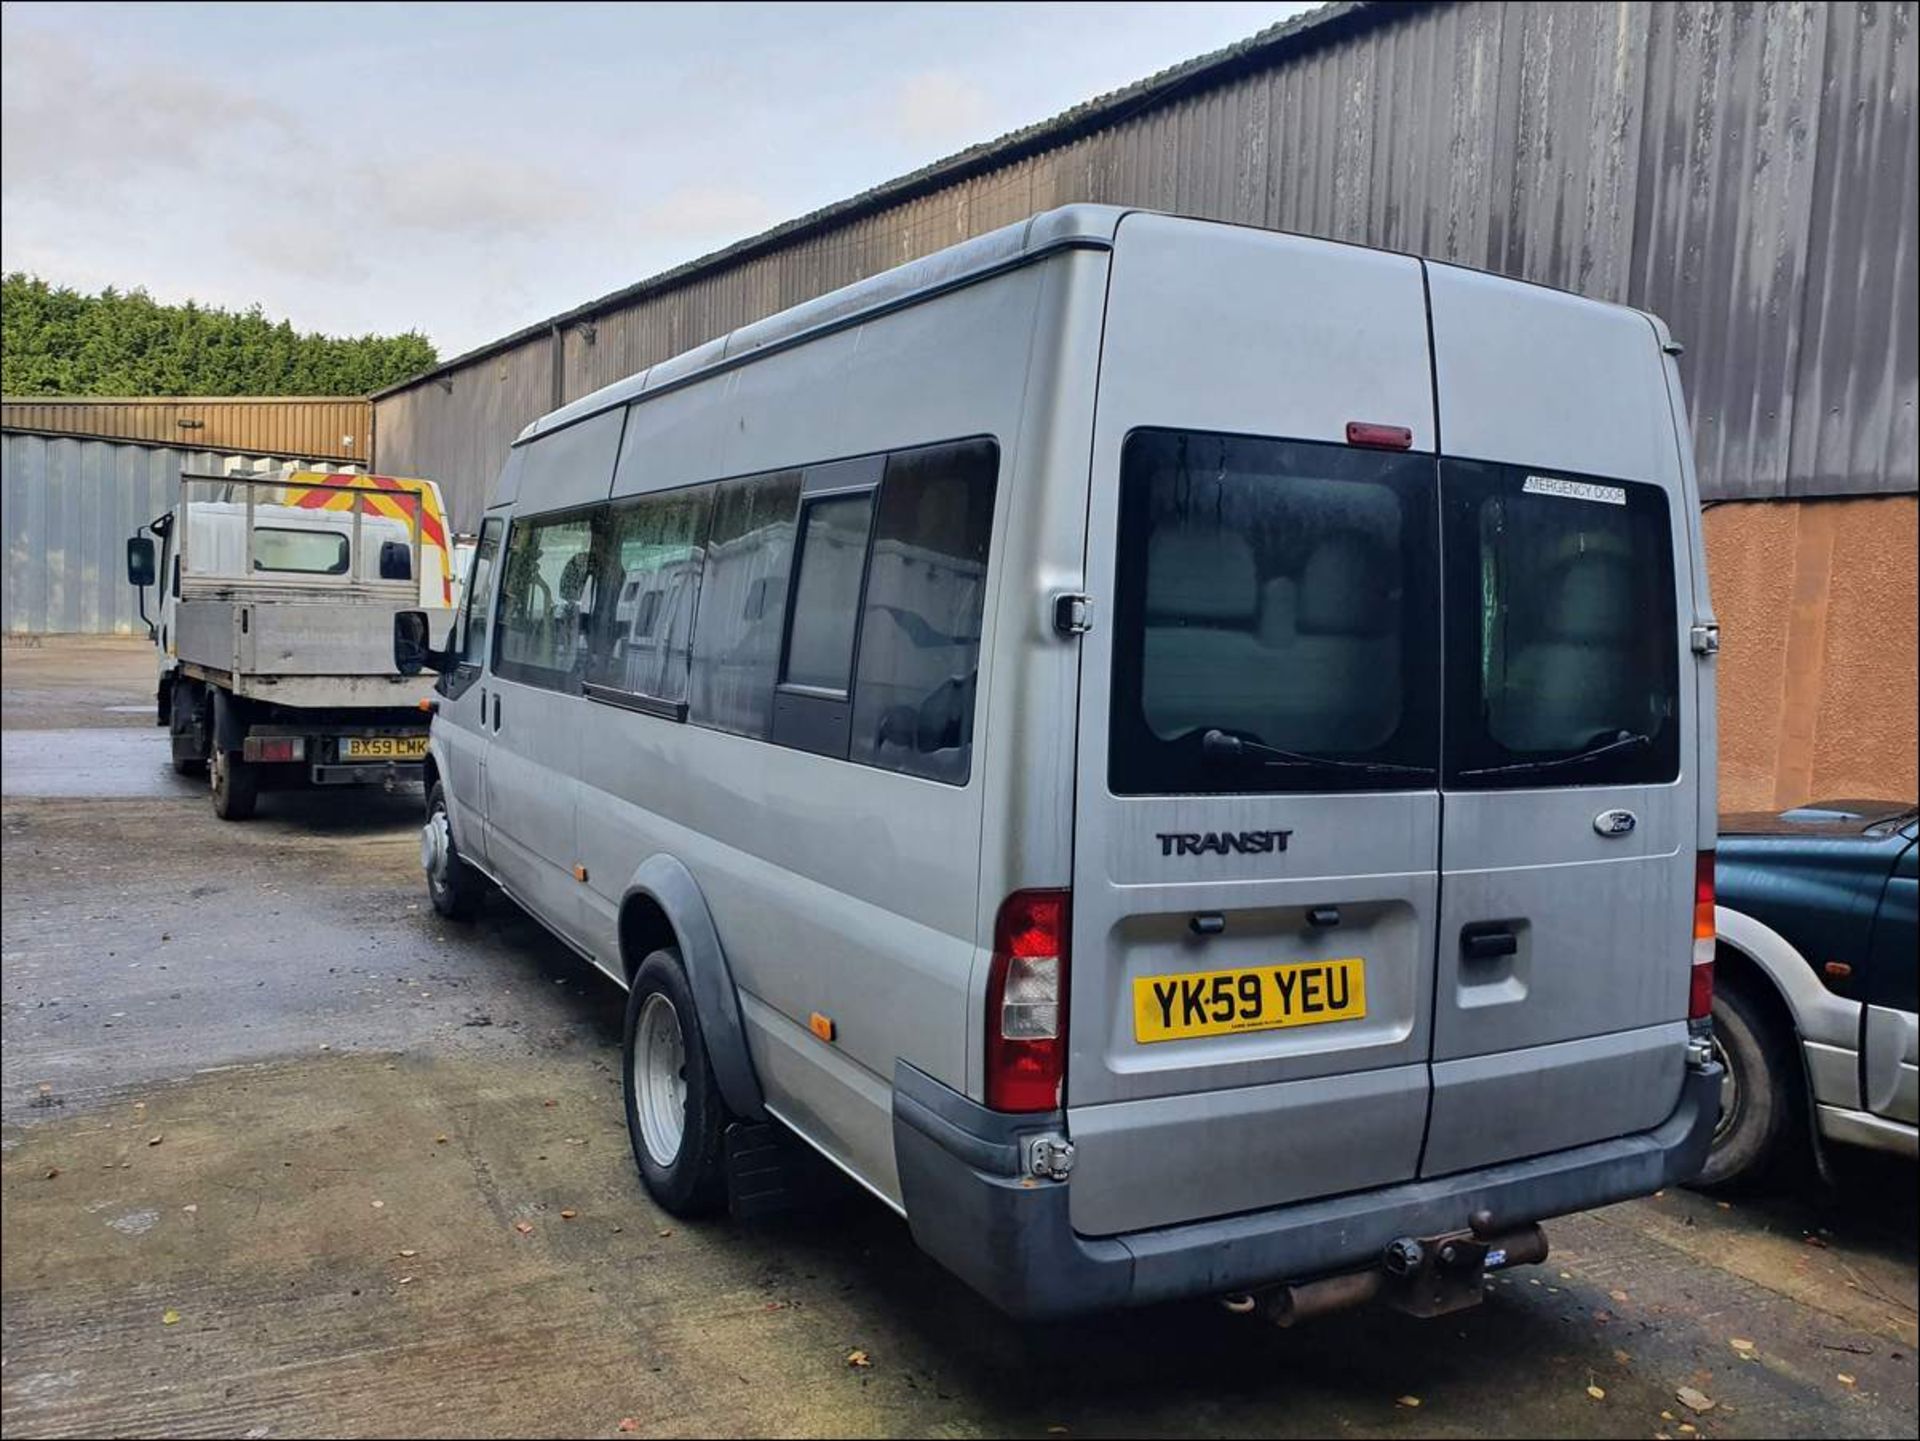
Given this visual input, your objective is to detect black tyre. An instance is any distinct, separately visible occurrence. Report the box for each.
[422,781,486,920]
[622,949,729,1216]
[168,681,206,776]
[1695,974,1799,1192]
[210,746,258,821]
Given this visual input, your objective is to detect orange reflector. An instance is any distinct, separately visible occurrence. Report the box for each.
[572,864,588,882]
[809,1012,835,1042]
[1824,961,1852,979]
[417,698,435,712]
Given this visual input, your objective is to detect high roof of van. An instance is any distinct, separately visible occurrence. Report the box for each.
[516,204,1673,449]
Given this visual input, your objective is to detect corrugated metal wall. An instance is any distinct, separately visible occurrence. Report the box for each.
[373,0,1917,530]
[1,434,288,634]
[0,397,371,463]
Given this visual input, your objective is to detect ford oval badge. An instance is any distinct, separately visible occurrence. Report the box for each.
[1594,808,1638,838]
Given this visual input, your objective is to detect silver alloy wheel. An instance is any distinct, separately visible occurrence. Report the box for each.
[633,992,689,1167]
[1711,1033,1740,1142]
[422,806,452,891]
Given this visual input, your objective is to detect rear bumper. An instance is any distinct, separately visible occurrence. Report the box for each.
[892,1059,1721,1321]
[310,761,426,787]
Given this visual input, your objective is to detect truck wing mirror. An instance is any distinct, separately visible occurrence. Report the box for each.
[394,610,444,676]
[126,536,156,588]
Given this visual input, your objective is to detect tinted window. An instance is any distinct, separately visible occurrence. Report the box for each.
[849,439,998,783]
[688,469,800,736]
[494,512,596,690]
[1442,461,1679,788]
[782,492,874,693]
[1109,429,1440,795]
[588,488,712,703]
[253,527,348,575]
[458,518,503,665]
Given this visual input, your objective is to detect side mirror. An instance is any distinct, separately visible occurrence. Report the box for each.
[126,536,157,588]
[394,610,440,676]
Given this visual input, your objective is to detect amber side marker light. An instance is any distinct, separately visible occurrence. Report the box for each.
[809,1012,836,1042]
[1345,420,1413,450]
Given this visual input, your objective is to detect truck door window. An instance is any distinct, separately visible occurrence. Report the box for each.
[494,512,596,691]
[1441,461,1679,788]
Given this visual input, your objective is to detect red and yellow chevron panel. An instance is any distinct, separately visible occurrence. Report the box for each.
[283,472,453,604]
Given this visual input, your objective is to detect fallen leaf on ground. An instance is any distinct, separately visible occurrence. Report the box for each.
[435,1135,449,1144]
[1396,1396,1421,1408]
[397,1249,417,1258]
[1803,1234,1829,1248]
[147,1135,163,1146]
[514,1221,534,1235]
[657,1228,672,1238]
[1586,1384,1606,1400]
[561,1209,578,1220]
[1837,1373,1856,1386]
[617,1420,639,1433]
[397,1276,414,1285]
[1730,1338,1755,1355]
[161,1309,181,1325]
[846,1349,871,1368]
[543,1099,556,1108]
[1613,1349,1632,1365]
[370,1200,385,1210]
[1610,1289,1629,1303]
[1676,1386,1715,1413]
[43,1167,60,1180]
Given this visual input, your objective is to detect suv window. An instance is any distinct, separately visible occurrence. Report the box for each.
[1109,428,1440,795]
[1441,461,1679,788]
[495,512,596,690]
[849,439,998,784]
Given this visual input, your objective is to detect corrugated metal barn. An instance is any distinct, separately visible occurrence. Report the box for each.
[373,0,1916,520]
[368,0,1917,811]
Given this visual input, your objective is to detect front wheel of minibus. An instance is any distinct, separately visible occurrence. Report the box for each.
[623,949,730,1216]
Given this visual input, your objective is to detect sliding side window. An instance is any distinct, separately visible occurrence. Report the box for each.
[586,487,712,716]
[687,469,802,738]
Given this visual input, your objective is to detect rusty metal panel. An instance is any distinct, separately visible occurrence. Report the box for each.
[0,433,294,634]
[371,0,1915,506]
[0,397,371,463]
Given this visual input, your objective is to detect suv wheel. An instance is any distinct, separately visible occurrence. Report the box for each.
[1695,975,1798,1191]
[622,949,729,1216]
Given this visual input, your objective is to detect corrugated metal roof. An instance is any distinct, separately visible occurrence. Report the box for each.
[370,0,1381,398]
[1,397,372,463]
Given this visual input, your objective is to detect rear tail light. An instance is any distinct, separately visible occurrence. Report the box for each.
[985,889,1069,1112]
[243,735,305,763]
[1689,851,1715,1021]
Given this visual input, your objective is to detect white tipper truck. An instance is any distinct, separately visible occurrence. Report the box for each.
[126,464,456,819]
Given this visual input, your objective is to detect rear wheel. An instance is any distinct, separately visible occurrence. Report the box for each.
[1695,974,1799,1192]
[210,746,258,821]
[422,781,486,920]
[622,949,729,1216]
[168,681,206,775]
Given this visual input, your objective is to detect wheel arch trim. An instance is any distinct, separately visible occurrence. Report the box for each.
[619,854,766,1121]
[1714,905,1861,1051]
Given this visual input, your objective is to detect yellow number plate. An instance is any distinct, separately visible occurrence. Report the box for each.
[1133,958,1367,1043]
[344,735,429,760]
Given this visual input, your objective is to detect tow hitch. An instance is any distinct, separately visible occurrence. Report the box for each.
[1222,1216,1550,1326]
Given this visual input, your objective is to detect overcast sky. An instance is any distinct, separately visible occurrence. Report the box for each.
[2,1,1314,358]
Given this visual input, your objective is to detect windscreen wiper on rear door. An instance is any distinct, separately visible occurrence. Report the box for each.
[1199,728,1436,777]
[1457,730,1652,779]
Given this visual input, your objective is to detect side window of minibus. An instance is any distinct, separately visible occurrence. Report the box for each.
[458,517,505,667]
[494,512,596,690]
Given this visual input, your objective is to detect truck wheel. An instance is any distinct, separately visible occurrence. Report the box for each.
[210,747,258,821]
[422,782,486,920]
[623,949,729,1217]
[169,682,205,775]
[1695,975,1798,1192]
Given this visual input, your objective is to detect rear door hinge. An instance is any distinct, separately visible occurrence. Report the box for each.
[1052,592,1093,637]
[1690,622,1720,655]
[1022,1133,1075,1181]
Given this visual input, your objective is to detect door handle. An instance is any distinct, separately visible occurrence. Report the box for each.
[1462,925,1518,961]
[491,693,502,732]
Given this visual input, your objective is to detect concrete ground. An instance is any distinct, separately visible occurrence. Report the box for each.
[2,637,1914,1440]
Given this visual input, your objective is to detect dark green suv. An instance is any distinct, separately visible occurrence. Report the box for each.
[1705,800,1918,1188]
